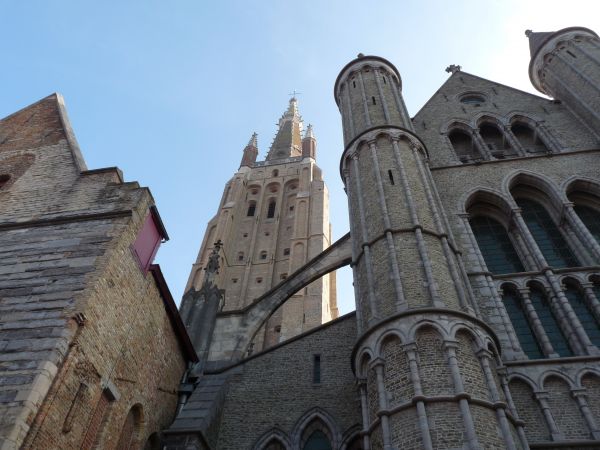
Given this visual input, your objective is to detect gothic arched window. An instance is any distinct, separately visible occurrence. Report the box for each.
[529,286,573,357]
[480,123,513,158]
[564,283,600,347]
[302,430,332,450]
[511,122,548,154]
[470,216,524,274]
[264,439,286,450]
[267,199,276,218]
[502,287,543,359]
[574,205,600,245]
[247,201,257,217]
[449,129,479,163]
[517,198,578,268]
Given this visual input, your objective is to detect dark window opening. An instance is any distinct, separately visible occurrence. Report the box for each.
[283,248,290,256]
[238,252,244,261]
[272,169,279,177]
[274,325,281,333]
[313,354,321,383]
[383,76,387,84]
[460,94,486,105]
[503,289,543,359]
[512,123,548,154]
[256,277,263,284]
[449,129,480,163]
[371,96,376,105]
[260,251,267,260]
[480,123,515,157]
[574,205,600,245]
[388,170,395,185]
[0,174,11,189]
[280,273,288,280]
[530,287,573,357]
[352,80,356,88]
[267,200,276,218]
[470,216,524,274]
[247,202,256,216]
[566,50,577,58]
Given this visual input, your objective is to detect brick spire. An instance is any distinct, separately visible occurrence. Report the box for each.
[239,132,258,168]
[265,98,303,161]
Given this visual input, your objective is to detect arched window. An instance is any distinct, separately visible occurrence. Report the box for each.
[247,201,257,217]
[272,169,279,177]
[511,122,548,154]
[267,199,276,218]
[564,283,600,347]
[517,198,578,268]
[529,286,573,357]
[574,205,600,245]
[300,419,334,450]
[238,252,244,261]
[115,405,143,450]
[264,439,286,450]
[470,216,524,273]
[479,123,514,158]
[303,430,332,450]
[502,287,543,359]
[449,129,480,163]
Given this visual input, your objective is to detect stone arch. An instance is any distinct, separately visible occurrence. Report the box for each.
[374,329,406,357]
[379,333,413,406]
[440,118,472,135]
[284,178,299,191]
[356,350,373,378]
[449,323,485,349]
[207,234,352,361]
[252,427,291,450]
[543,374,590,439]
[505,170,565,215]
[473,112,508,128]
[463,188,513,220]
[115,403,144,450]
[580,371,600,429]
[540,370,576,390]
[414,325,454,396]
[508,376,550,441]
[408,320,449,342]
[454,328,490,400]
[291,407,340,450]
[339,425,362,450]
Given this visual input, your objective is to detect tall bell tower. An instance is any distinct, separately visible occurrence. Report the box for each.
[335,55,524,449]
[181,98,337,351]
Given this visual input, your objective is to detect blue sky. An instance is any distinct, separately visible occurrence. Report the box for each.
[1,1,598,314]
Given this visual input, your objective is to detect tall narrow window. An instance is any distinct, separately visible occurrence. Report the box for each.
[574,205,600,245]
[502,289,543,359]
[564,284,600,347]
[511,123,548,154]
[517,198,578,268]
[247,201,257,217]
[470,216,524,273]
[267,199,276,218]
[115,405,142,450]
[313,354,321,383]
[388,170,395,185]
[530,287,573,357]
[449,129,480,163]
[480,123,514,157]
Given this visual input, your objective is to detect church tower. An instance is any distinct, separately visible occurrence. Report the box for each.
[182,98,337,351]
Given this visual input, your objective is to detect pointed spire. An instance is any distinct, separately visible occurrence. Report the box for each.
[525,28,555,58]
[266,98,303,161]
[240,132,258,168]
[302,124,317,159]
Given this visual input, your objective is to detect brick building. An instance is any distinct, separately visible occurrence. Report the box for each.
[0,95,197,449]
[3,25,600,450]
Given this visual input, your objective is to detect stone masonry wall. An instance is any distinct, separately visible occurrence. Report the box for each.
[215,313,360,450]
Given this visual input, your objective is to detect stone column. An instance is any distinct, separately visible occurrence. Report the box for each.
[502,125,526,156]
[534,391,564,441]
[403,343,433,450]
[582,282,600,323]
[518,288,559,357]
[471,129,494,160]
[563,202,600,262]
[357,378,372,450]
[444,341,480,450]
[534,122,561,152]
[371,359,393,450]
[477,350,517,450]
[572,389,600,439]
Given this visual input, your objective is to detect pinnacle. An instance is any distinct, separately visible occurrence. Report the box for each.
[247,132,258,148]
[304,124,315,139]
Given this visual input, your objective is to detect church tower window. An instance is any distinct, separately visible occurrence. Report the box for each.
[574,205,600,245]
[247,201,257,216]
[511,122,548,154]
[267,199,276,218]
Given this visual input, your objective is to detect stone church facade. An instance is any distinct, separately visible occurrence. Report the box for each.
[2,25,600,450]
